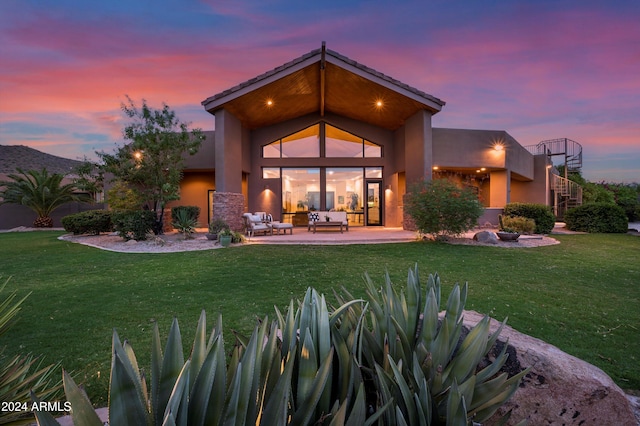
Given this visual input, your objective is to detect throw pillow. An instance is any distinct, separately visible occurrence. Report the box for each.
[309,212,319,222]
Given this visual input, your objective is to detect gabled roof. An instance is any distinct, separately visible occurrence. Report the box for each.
[202,43,445,130]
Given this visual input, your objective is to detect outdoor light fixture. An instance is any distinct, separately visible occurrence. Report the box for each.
[133,150,143,160]
[264,184,270,190]
[432,166,439,170]
[386,185,392,190]
[266,99,274,107]
[493,143,504,151]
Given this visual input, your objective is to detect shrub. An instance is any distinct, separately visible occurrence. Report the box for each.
[106,180,144,211]
[405,178,485,238]
[208,218,229,236]
[231,230,245,243]
[61,210,112,235]
[500,215,535,234]
[37,266,527,426]
[564,203,628,233]
[503,202,555,234]
[111,210,156,241]
[171,205,200,223]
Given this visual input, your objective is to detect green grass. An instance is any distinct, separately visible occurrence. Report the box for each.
[1,231,638,406]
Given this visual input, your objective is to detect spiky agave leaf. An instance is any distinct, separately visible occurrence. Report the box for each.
[109,331,151,426]
[151,318,184,426]
[289,347,335,426]
[187,331,226,425]
[258,349,296,426]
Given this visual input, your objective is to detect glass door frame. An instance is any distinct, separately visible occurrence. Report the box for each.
[365,179,383,226]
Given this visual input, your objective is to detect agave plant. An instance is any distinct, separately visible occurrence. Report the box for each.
[343,264,530,425]
[171,208,199,239]
[34,266,527,425]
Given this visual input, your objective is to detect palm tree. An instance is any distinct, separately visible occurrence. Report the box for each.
[0,168,91,227]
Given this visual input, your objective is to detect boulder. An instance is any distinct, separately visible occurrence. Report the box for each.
[456,310,637,425]
[473,230,498,244]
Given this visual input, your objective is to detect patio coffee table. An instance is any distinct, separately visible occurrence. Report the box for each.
[312,221,344,233]
[271,222,294,235]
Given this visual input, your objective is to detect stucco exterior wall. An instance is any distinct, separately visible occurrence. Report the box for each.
[432,128,534,180]
[169,171,215,224]
[404,110,432,185]
[214,109,243,192]
[511,154,550,205]
[183,131,215,170]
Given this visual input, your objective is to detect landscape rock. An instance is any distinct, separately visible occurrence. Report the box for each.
[473,230,498,244]
[458,310,637,426]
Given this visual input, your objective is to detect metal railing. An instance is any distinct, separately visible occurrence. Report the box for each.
[525,138,583,171]
[551,174,583,218]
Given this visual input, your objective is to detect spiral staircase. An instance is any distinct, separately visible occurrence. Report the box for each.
[526,138,583,219]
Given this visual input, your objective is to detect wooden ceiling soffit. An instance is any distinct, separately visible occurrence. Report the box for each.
[323,63,432,130]
[222,64,321,129]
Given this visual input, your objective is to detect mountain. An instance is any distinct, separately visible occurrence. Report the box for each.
[0,145,83,175]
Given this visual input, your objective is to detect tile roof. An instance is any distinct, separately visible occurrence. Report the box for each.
[202,45,445,108]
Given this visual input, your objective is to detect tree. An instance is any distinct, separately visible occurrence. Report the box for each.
[405,178,485,239]
[0,168,90,227]
[98,96,204,234]
[72,157,104,202]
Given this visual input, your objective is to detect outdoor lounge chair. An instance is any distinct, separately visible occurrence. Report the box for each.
[242,213,272,237]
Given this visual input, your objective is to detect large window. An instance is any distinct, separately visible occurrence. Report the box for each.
[326,168,363,211]
[282,168,320,212]
[326,124,381,158]
[263,123,381,158]
[263,125,320,158]
[281,167,365,214]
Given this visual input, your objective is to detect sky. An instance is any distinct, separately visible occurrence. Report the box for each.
[1,0,638,183]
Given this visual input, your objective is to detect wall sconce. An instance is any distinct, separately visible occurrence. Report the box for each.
[386,185,392,190]
[264,184,270,190]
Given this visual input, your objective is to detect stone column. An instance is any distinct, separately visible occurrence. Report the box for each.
[212,192,245,232]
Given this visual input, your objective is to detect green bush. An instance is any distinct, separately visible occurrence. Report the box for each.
[503,202,555,234]
[106,180,144,211]
[564,203,628,233]
[61,210,113,235]
[111,210,156,241]
[405,178,485,238]
[171,205,200,223]
[36,267,527,426]
[208,218,229,235]
[500,215,535,234]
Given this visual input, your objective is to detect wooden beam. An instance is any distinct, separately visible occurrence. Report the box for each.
[320,41,326,117]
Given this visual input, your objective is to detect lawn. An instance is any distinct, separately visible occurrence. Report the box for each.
[0,231,638,406]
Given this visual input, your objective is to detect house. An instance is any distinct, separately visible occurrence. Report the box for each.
[174,43,582,229]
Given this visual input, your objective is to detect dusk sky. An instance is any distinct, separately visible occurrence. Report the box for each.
[1,0,638,182]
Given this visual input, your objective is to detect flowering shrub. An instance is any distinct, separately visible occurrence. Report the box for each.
[405,178,484,238]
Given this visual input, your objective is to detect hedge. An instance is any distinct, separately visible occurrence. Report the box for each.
[61,210,113,235]
[564,203,628,233]
[503,202,555,234]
